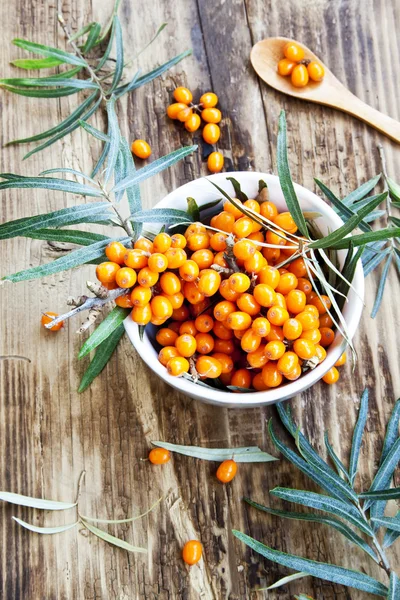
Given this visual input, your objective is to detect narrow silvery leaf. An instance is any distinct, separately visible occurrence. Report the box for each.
[324,433,350,481]
[383,512,400,549]
[371,517,400,532]
[342,175,381,207]
[12,38,87,67]
[1,84,78,98]
[151,442,277,463]
[13,517,78,534]
[364,209,386,222]
[349,389,369,483]
[360,488,400,500]
[371,254,393,318]
[24,229,108,245]
[78,306,130,358]
[115,69,141,99]
[109,16,123,92]
[0,174,101,198]
[78,323,125,392]
[0,76,98,90]
[232,531,388,597]
[363,247,391,277]
[315,179,371,232]
[365,436,400,510]
[131,208,193,224]
[388,572,400,600]
[362,240,387,266]
[0,491,76,510]
[267,572,309,590]
[94,15,116,72]
[10,57,65,69]
[80,519,147,553]
[39,168,97,184]
[387,177,400,202]
[381,399,400,465]
[104,98,120,184]
[226,177,248,202]
[91,140,110,178]
[78,120,110,143]
[82,22,101,53]
[80,496,162,524]
[329,227,400,250]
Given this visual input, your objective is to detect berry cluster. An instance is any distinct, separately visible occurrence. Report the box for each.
[94,196,346,391]
[166,87,224,173]
[278,41,325,88]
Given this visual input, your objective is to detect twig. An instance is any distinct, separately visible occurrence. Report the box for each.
[75,470,86,505]
[99,182,134,237]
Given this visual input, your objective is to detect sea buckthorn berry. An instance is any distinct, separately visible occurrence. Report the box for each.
[160,272,181,295]
[229,272,251,293]
[233,216,253,238]
[158,346,180,366]
[138,267,159,288]
[291,63,309,87]
[335,352,347,367]
[196,355,222,378]
[301,328,321,344]
[224,199,243,219]
[200,91,218,108]
[262,247,281,264]
[277,351,299,375]
[212,253,227,270]
[172,305,190,321]
[115,294,134,308]
[168,321,182,333]
[319,327,335,347]
[151,295,173,320]
[277,57,296,76]
[164,248,187,269]
[96,261,120,284]
[185,222,207,238]
[148,253,168,273]
[198,269,221,297]
[248,231,264,243]
[258,266,280,289]
[233,239,256,261]
[151,316,167,326]
[167,356,190,377]
[167,102,188,119]
[226,311,252,331]
[134,237,153,253]
[283,318,303,340]
[202,123,221,147]
[237,293,261,316]
[260,201,278,220]
[105,241,126,264]
[288,257,307,278]
[241,329,262,353]
[262,362,283,388]
[231,369,252,389]
[156,328,179,347]
[297,310,319,331]
[131,304,152,325]
[252,317,271,337]
[211,211,234,233]
[195,314,214,333]
[124,249,148,269]
[173,86,193,104]
[274,293,287,309]
[266,324,284,342]
[131,139,151,159]
[179,321,198,336]
[149,448,171,465]
[130,285,151,307]
[162,292,184,310]
[253,283,277,308]
[252,372,269,391]
[175,334,197,357]
[233,329,246,340]
[310,295,332,315]
[214,338,235,354]
[274,212,298,233]
[266,230,287,246]
[293,338,317,360]
[285,364,302,381]
[213,320,234,340]
[195,332,215,354]
[315,344,327,362]
[247,344,269,368]
[179,260,199,282]
[192,250,215,271]
[186,232,209,251]
[201,107,222,123]
[319,313,334,328]
[153,232,171,253]
[307,61,325,82]
[170,234,186,250]
[297,277,313,296]
[211,353,233,374]
[214,300,236,321]
[265,340,286,360]
[209,232,227,252]
[276,272,298,295]
[304,304,320,318]
[177,107,193,122]
[286,289,307,314]
[207,150,224,174]
[283,41,305,62]
[219,279,239,301]
[182,540,203,566]
[323,366,340,385]
[244,251,265,273]
[267,306,290,326]
[216,459,237,483]
[183,282,205,305]
[41,312,63,331]
[115,267,137,289]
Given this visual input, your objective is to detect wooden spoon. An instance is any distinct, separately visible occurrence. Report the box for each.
[250,37,400,144]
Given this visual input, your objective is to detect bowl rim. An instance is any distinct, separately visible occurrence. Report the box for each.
[124,171,364,407]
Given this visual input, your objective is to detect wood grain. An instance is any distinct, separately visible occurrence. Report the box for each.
[0,0,399,598]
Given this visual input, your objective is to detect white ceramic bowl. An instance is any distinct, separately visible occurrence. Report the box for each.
[124,172,364,408]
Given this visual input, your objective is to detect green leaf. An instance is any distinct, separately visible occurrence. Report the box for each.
[267,572,310,590]
[80,496,162,524]
[78,323,125,392]
[39,168,97,184]
[371,516,400,532]
[0,491,76,510]
[78,120,110,142]
[309,192,387,249]
[12,517,78,534]
[0,176,102,196]
[364,436,400,510]
[151,442,277,463]
[78,306,130,358]
[342,175,381,207]
[226,177,248,202]
[383,512,400,549]
[109,16,124,92]
[324,433,350,481]
[82,22,101,53]
[131,208,193,225]
[244,498,378,562]
[270,488,373,536]
[277,111,308,237]
[3,236,129,283]
[1,84,79,98]
[371,254,393,318]
[387,177,400,202]
[186,197,200,221]
[381,399,400,465]
[104,98,120,183]
[80,519,147,553]
[388,573,400,600]
[363,247,391,277]
[12,38,87,67]
[315,179,371,233]
[112,145,197,193]
[232,531,388,597]
[94,14,116,72]
[115,69,141,98]
[0,76,98,90]
[360,488,400,500]
[10,57,65,69]
[91,140,110,178]
[362,240,387,266]
[0,201,110,241]
[23,229,108,245]
[349,389,369,484]
[328,227,400,250]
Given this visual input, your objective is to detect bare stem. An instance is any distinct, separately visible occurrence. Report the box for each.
[99,182,134,237]
[378,143,391,219]
[356,501,391,576]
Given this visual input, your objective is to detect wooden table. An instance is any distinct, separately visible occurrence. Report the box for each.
[1,1,399,598]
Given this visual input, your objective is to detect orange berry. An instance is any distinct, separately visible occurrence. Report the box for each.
[244,251,266,273]
[156,328,179,347]
[260,201,278,220]
[148,447,171,464]
[148,253,168,273]
[162,292,184,309]
[41,312,63,331]
[257,266,279,289]
[304,304,320,318]
[266,324,284,342]
[202,122,221,144]
[172,305,190,321]
[198,269,221,297]
[253,283,277,308]
[185,222,207,238]
[158,346,180,366]
[285,364,302,381]
[164,248,187,269]
[315,344,327,363]
[229,272,251,293]
[252,317,271,337]
[177,107,193,122]
[301,328,321,344]
[209,232,227,252]
[319,327,335,347]
[115,294,134,308]
[319,313,334,328]
[273,293,287,309]
[159,272,181,296]
[201,107,221,123]
[214,300,236,321]
[265,340,286,360]
[170,234,187,249]
[195,314,214,333]
[266,230,287,247]
[335,352,347,367]
[153,232,171,253]
[283,41,305,62]
[233,216,253,238]
[211,353,233,374]
[237,293,261,316]
[150,315,168,326]
[276,272,298,295]
[167,102,188,119]
[277,57,296,76]
[296,277,313,296]
[130,285,151,307]
[322,367,340,385]
[207,151,224,173]
[124,249,148,269]
[195,332,215,354]
[167,356,190,377]
[175,333,197,357]
[293,338,317,360]
[151,295,173,320]
[296,311,319,331]
[262,247,281,264]
[252,372,269,391]
[183,281,205,305]
[212,211,235,233]
[283,318,303,340]
[131,139,151,159]
[233,239,256,261]
[262,362,283,387]
[286,289,307,314]
[213,320,234,340]
[179,259,200,282]
[115,267,137,289]
[291,63,309,87]
[310,295,332,315]
[226,311,252,331]
[219,279,239,301]
[96,261,120,284]
[274,211,298,233]
[288,257,307,278]
[105,241,126,264]
[247,344,269,368]
[134,237,153,253]
[307,61,325,82]
[173,86,193,104]
[137,267,159,288]
[196,355,222,378]
[216,459,237,483]
[277,351,299,375]
[241,329,262,353]
[231,369,252,389]
[200,92,218,108]
[214,338,235,354]
[224,199,243,219]
[186,232,209,251]
[131,304,152,325]
[182,540,203,565]
[244,199,261,214]
[179,321,198,336]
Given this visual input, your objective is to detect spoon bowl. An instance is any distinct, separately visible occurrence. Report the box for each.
[251,37,400,144]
